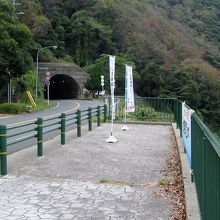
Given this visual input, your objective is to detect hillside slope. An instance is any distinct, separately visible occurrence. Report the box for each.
[35,0,220,78]
[155,0,220,69]
[1,0,220,129]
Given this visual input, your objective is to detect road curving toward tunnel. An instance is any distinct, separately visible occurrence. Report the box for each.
[0,99,104,154]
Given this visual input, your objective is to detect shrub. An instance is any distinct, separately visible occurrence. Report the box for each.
[130,106,157,120]
[84,90,92,99]
[0,103,27,114]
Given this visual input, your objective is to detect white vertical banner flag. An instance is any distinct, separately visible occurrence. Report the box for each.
[106,55,118,143]
[125,65,135,112]
[109,55,116,119]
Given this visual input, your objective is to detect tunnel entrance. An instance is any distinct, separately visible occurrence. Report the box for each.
[44,74,80,99]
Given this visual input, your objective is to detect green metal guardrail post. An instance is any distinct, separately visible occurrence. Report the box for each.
[0,125,7,175]
[104,104,107,122]
[97,106,101,127]
[61,113,66,145]
[37,117,43,157]
[178,101,181,131]
[201,133,206,219]
[179,101,182,137]
[174,100,177,128]
[88,107,92,131]
[77,110,81,137]
[176,100,179,129]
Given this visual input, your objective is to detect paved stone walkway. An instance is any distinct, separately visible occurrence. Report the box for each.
[0,123,174,219]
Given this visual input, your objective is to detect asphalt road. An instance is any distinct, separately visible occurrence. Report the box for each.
[0,99,104,154]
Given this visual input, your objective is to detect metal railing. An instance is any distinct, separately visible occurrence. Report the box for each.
[191,114,220,220]
[114,97,181,123]
[1,97,220,219]
[0,105,107,175]
[112,96,220,220]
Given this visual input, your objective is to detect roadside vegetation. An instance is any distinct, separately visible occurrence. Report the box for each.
[0,0,220,134]
[0,103,27,114]
[0,102,54,115]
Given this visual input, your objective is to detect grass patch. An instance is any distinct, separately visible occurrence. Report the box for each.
[99,178,110,184]
[0,102,56,114]
[33,102,55,112]
[0,103,27,114]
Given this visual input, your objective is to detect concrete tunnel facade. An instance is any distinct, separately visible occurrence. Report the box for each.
[38,63,89,99]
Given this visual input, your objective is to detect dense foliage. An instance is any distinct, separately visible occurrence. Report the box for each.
[0,1,33,98]
[0,0,220,132]
[0,103,28,114]
[155,0,220,68]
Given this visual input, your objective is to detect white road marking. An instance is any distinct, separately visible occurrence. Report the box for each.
[43,102,60,112]
[7,101,80,127]
[43,102,80,120]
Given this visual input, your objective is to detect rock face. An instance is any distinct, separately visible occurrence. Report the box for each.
[38,62,89,97]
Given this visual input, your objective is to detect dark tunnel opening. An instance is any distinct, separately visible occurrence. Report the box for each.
[44,74,80,99]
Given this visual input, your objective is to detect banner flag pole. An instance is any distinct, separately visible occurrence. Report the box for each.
[106,55,118,143]
[122,65,135,131]
[122,65,129,131]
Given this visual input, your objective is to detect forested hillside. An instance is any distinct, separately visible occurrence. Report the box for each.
[155,0,220,68]
[0,0,220,132]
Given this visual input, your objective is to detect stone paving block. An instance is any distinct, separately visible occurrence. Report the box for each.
[1,124,175,219]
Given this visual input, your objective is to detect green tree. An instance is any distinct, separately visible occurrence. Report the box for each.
[66,10,114,66]
[0,0,33,96]
[85,53,138,96]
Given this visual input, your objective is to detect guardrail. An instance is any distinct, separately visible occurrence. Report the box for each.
[0,105,107,175]
[113,96,220,220]
[191,114,220,220]
[113,97,181,124]
[1,97,219,220]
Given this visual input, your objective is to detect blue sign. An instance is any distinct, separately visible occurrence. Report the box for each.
[45,80,50,86]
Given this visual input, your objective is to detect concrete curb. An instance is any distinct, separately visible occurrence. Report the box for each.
[0,114,13,119]
[172,123,201,220]
[114,121,172,126]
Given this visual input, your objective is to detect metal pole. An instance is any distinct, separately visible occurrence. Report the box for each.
[47,83,50,106]
[7,83,9,103]
[61,113,66,145]
[37,117,43,156]
[9,79,12,103]
[36,50,39,101]
[97,106,101,127]
[125,71,127,124]
[0,125,7,175]
[35,46,57,101]
[77,110,81,137]
[104,104,107,122]
[180,101,182,137]
[110,103,114,136]
[88,107,92,131]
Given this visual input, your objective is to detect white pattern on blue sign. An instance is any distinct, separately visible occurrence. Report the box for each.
[45,80,50,86]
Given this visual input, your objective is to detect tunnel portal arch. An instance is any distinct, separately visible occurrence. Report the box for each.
[45,74,81,99]
[38,63,89,100]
